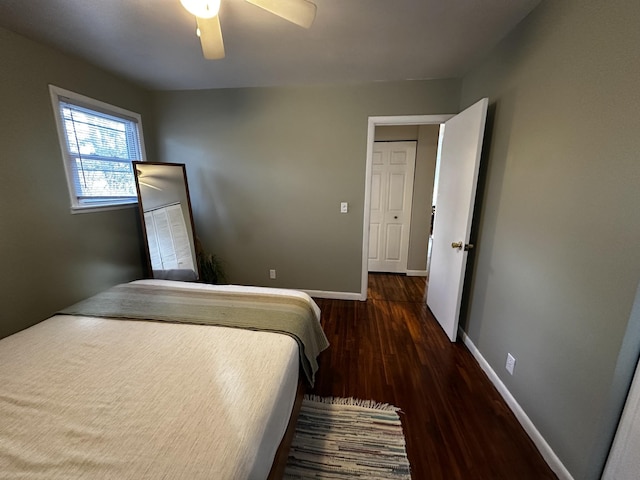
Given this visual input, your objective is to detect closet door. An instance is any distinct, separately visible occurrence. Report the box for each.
[368,141,416,273]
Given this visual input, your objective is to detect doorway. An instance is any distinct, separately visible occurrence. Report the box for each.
[360,115,453,300]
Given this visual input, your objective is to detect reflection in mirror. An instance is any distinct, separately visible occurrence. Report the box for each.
[133,162,199,281]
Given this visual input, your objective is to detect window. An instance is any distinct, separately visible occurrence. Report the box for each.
[49,85,146,212]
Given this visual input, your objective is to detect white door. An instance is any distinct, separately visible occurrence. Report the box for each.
[368,141,416,273]
[426,98,488,341]
[603,339,640,479]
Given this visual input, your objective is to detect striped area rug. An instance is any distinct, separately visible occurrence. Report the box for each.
[283,395,411,479]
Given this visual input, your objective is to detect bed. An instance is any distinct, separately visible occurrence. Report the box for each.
[0,279,328,480]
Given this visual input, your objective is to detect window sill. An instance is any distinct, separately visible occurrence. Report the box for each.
[70,201,138,215]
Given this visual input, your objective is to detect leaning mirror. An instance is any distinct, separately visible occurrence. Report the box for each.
[133,162,199,281]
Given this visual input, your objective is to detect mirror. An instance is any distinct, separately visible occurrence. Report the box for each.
[133,162,199,281]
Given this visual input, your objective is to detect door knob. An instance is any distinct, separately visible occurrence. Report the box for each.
[394,216,398,219]
[451,241,463,250]
[464,243,475,251]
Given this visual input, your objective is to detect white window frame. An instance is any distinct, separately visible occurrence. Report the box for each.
[49,85,147,213]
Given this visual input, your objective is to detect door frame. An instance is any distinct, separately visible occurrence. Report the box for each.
[360,114,454,300]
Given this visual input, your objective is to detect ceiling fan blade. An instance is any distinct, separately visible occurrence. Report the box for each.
[246,0,317,29]
[196,16,225,59]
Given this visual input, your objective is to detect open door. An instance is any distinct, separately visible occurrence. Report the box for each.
[426,98,488,342]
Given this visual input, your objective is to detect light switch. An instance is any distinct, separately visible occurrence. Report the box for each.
[340,202,348,213]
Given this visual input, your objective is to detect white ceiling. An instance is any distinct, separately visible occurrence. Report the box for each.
[0,0,541,91]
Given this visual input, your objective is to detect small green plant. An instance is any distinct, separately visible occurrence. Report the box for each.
[195,237,226,284]
[197,252,226,284]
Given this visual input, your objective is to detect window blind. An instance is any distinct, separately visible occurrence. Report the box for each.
[58,99,142,205]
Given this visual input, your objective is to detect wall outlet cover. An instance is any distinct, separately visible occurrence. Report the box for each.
[506,353,516,375]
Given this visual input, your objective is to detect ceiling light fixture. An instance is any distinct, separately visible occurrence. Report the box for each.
[180,0,317,60]
[180,0,221,19]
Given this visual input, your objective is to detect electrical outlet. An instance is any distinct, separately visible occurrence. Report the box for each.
[340,202,348,213]
[269,269,276,279]
[506,353,516,375]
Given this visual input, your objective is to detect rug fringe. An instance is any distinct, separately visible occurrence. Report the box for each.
[304,394,401,412]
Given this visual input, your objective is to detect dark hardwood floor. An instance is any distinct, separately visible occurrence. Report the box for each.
[310,273,557,480]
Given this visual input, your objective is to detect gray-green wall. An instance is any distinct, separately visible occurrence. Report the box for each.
[460,1,640,478]
[152,81,460,292]
[0,27,152,338]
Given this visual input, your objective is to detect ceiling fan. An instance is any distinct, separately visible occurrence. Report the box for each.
[180,0,317,60]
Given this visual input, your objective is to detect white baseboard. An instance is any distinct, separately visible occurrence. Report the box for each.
[406,270,428,277]
[459,329,574,480]
[302,290,364,301]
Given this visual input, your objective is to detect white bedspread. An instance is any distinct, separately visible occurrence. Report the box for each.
[0,283,303,479]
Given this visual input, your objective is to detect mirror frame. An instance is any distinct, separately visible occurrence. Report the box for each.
[133,161,200,280]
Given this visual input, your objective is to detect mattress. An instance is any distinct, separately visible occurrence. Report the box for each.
[0,281,311,479]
